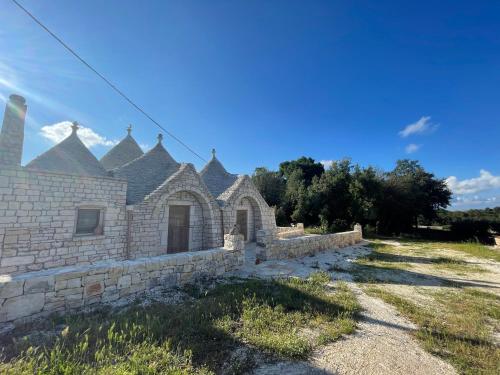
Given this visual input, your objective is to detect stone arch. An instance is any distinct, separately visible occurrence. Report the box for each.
[223,193,264,242]
[152,186,220,251]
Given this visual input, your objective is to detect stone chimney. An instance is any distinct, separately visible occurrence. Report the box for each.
[0,94,27,167]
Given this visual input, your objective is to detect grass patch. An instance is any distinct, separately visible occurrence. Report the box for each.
[356,242,487,275]
[364,286,500,374]
[430,257,486,274]
[355,243,415,271]
[381,238,500,262]
[422,242,500,262]
[304,226,328,235]
[1,273,359,374]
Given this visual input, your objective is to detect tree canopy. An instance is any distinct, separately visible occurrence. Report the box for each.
[252,157,452,235]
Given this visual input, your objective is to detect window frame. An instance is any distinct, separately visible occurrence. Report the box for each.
[74,206,105,237]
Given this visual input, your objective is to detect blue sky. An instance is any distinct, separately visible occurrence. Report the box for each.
[1,0,499,209]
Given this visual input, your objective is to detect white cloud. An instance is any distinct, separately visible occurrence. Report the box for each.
[320,160,334,169]
[40,121,118,148]
[399,116,438,138]
[446,170,500,195]
[450,194,499,209]
[405,143,420,154]
[139,143,150,152]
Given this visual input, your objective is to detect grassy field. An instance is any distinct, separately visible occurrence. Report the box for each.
[368,236,500,262]
[353,240,500,375]
[364,286,500,374]
[416,241,500,262]
[0,272,360,375]
[355,242,489,274]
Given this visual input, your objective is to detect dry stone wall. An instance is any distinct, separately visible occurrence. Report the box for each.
[0,234,244,330]
[0,167,128,276]
[256,225,363,261]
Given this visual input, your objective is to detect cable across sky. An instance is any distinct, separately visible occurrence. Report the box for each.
[10,0,207,162]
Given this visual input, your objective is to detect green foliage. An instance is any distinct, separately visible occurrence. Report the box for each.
[355,242,487,275]
[437,206,500,225]
[449,220,494,244]
[2,276,359,374]
[254,157,452,235]
[309,159,356,231]
[251,167,286,208]
[418,241,500,262]
[431,207,500,244]
[279,157,324,185]
[377,160,451,234]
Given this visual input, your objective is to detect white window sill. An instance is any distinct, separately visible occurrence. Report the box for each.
[73,234,106,241]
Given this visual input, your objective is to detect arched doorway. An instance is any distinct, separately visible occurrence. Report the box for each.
[156,190,216,253]
[235,196,262,242]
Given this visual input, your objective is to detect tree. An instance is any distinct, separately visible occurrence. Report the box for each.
[251,167,288,225]
[350,165,384,227]
[279,157,324,185]
[377,160,451,234]
[251,167,285,207]
[283,169,310,225]
[253,157,451,236]
[309,159,354,231]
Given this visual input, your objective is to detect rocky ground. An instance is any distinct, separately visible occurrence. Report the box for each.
[236,241,499,374]
[2,240,498,374]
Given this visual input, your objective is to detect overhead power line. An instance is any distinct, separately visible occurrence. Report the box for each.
[10,0,207,162]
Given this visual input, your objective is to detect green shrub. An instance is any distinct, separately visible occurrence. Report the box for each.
[450,219,494,244]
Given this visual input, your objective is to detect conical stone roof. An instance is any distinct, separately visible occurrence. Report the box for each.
[26,122,108,177]
[200,149,238,198]
[113,134,180,204]
[100,126,144,171]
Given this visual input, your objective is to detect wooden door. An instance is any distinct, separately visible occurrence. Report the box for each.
[236,210,248,241]
[168,205,190,253]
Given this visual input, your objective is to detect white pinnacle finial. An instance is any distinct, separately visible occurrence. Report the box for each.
[127,124,132,135]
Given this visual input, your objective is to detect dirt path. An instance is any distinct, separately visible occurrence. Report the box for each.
[309,282,456,375]
[240,242,457,375]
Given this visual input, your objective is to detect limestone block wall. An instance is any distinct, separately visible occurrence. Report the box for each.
[0,234,244,330]
[0,167,128,276]
[219,176,276,236]
[256,225,363,261]
[129,164,223,258]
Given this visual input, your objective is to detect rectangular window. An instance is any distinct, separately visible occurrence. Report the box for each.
[75,208,103,235]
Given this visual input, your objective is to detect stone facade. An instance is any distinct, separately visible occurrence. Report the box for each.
[0,167,128,276]
[219,175,276,236]
[0,95,274,275]
[255,225,363,261]
[128,164,224,258]
[0,94,276,329]
[0,94,365,330]
[0,234,244,329]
